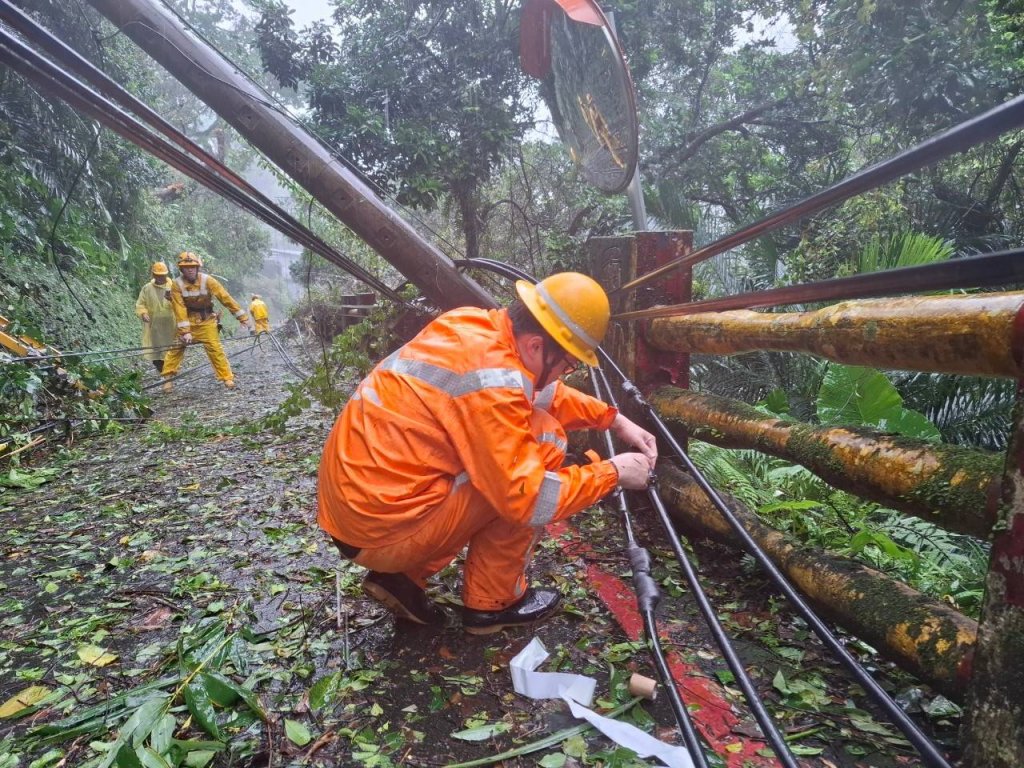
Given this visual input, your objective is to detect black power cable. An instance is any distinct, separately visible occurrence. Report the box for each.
[590,363,800,768]
[617,94,1024,296]
[585,365,713,767]
[603,359,953,768]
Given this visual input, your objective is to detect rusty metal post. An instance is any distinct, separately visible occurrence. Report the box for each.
[86,0,494,312]
[633,231,692,392]
[962,379,1024,766]
[588,235,635,378]
[588,231,691,444]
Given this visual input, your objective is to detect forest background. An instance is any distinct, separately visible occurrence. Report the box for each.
[2,0,1024,616]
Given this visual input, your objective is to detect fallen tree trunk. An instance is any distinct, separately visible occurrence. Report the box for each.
[646,292,1024,378]
[657,463,977,700]
[650,387,1001,539]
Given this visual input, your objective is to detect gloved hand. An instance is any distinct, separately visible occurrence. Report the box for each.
[140,312,151,323]
[610,414,658,465]
[610,452,653,490]
[180,332,193,345]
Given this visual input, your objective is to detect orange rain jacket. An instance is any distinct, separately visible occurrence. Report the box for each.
[318,307,620,548]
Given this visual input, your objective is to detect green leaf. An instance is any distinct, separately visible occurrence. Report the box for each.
[149,715,175,756]
[772,670,790,695]
[113,743,144,768]
[818,365,902,426]
[96,696,168,768]
[198,673,238,708]
[183,680,222,741]
[450,722,511,741]
[308,673,340,711]
[881,407,941,440]
[538,753,566,767]
[202,673,266,722]
[284,719,312,747]
[183,751,216,768]
[790,745,825,756]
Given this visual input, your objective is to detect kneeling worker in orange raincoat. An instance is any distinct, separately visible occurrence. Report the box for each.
[318,272,657,634]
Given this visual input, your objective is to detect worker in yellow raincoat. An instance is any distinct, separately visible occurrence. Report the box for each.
[135,261,176,374]
[318,272,657,633]
[249,294,271,334]
[161,251,252,392]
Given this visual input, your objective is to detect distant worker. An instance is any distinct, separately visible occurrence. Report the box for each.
[161,251,252,392]
[249,294,271,334]
[134,261,176,374]
[318,272,657,634]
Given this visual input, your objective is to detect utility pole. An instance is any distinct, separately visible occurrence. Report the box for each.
[87,0,495,311]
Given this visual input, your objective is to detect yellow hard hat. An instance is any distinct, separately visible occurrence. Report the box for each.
[177,251,202,268]
[515,272,609,367]
[151,261,169,276]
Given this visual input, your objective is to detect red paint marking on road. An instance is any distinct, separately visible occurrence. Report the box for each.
[551,521,779,767]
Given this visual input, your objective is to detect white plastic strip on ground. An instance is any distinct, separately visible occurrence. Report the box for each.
[510,638,694,768]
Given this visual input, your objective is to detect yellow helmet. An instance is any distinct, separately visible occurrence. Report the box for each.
[515,272,609,367]
[177,251,202,268]
[151,261,169,276]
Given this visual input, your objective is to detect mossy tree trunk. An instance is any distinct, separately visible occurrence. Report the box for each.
[650,387,1001,538]
[657,463,977,700]
[646,292,1024,378]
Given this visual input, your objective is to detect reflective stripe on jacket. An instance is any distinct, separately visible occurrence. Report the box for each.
[317,307,619,548]
[170,273,248,333]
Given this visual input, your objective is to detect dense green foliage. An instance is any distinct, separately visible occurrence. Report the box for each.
[256,0,532,260]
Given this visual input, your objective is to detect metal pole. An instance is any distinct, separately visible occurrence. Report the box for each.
[604,11,647,231]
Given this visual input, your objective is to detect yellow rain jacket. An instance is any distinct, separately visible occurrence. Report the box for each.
[162,272,248,383]
[249,298,270,333]
[168,273,247,334]
[318,306,619,551]
[134,280,176,361]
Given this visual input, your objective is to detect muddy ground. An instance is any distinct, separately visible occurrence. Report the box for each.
[0,336,959,767]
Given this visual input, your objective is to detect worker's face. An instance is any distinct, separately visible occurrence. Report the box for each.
[520,334,580,389]
[153,274,167,285]
[180,266,199,282]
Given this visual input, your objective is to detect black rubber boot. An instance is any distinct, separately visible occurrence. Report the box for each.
[362,571,446,626]
[462,588,561,635]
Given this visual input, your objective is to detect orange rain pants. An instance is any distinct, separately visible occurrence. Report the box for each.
[161,317,234,382]
[346,408,567,610]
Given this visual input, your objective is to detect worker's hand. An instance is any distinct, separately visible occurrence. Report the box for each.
[180,332,193,345]
[140,312,150,323]
[610,414,658,465]
[610,452,653,490]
